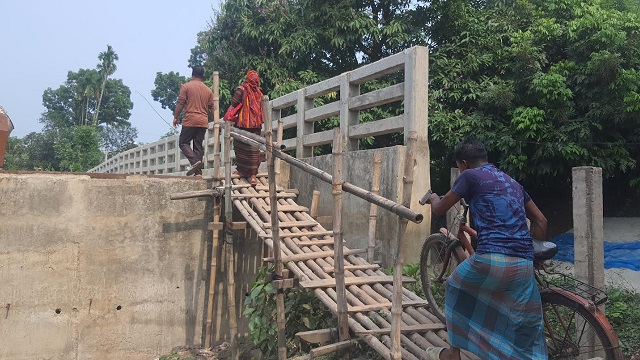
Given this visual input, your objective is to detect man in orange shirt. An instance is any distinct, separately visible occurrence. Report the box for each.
[173,65,214,176]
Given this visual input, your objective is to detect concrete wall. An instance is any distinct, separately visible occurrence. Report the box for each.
[290,146,429,265]
[0,172,259,360]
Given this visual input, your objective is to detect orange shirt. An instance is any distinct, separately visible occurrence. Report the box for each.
[177,78,214,128]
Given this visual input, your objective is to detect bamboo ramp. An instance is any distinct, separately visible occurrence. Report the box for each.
[230,175,479,360]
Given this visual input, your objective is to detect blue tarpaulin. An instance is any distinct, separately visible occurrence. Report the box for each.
[552,233,640,271]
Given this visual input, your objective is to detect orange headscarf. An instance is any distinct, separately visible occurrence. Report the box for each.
[237,70,264,128]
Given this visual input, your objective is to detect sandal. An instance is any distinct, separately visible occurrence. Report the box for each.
[426,347,444,360]
[250,175,258,186]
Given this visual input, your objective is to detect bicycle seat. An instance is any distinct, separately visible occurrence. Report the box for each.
[532,239,558,261]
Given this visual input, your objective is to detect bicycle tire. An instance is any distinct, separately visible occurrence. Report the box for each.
[420,233,463,323]
[541,289,624,360]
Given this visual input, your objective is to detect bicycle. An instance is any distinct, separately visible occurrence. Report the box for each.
[418,190,624,360]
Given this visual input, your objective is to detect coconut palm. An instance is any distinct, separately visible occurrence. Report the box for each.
[93,45,119,125]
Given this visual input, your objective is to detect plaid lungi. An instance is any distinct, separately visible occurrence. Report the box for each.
[445,253,547,360]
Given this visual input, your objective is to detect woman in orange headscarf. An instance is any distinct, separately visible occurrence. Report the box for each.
[227,70,264,185]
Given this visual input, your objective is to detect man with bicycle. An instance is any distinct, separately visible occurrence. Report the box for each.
[425,137,548,360]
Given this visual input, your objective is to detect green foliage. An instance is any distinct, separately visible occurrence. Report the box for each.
[3,137,29,170]
[605,288,640,357]
[151,71,189,112]
[427,0,640,191]
[244,266,335,358]
[53,126,103,172]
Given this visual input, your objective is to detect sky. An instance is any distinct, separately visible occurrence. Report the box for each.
[1,0,222,144]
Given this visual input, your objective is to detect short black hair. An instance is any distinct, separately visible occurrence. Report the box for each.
[192,65,205,78]
[454,137,488,165]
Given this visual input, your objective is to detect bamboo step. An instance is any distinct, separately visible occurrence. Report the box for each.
[297,239,341,247]
[261,204,310,213]
[324,264,380,273]
[353,323,446,336]
[263,249,366,263]
[300,275,415,289]
[347,300,429,313]
[261,220,318,229]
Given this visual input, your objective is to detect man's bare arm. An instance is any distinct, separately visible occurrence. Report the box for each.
[429,191,462,217]
[525,199,548,240]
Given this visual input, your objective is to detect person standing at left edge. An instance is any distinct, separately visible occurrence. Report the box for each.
[173,65,214,176]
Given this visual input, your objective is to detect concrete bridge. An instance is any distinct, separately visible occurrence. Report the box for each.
[1,47,438,359]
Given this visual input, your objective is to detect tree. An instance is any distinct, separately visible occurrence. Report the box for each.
[425,0,640,191]
[3,137,29,170]
[54,126,103,172]
[193,0,427,97]
[94,45,119,125]
[151,71,188,112]
[99,122,138,157]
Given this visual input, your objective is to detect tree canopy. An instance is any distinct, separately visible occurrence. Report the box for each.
[6,45,137,171]
[145,0,640,195]
[426,0,640,192]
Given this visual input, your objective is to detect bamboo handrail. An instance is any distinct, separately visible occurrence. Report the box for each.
[332,128,349,342]
[264,96,287,360]
[228,130,423,224]
[223,120,239,360]
[368,150,382,263]
[205,71,221,348]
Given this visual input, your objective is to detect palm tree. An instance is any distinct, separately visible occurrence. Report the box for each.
[93,45,118,125]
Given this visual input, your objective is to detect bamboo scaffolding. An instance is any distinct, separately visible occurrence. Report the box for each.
[205,71,221,349]
[263,96,287,360]
[243,189,462,360]
[333,129,348,343]
[227,187,397,358]
[391,131,417,359]
[228,131,423,223]
[223,120,239,360]
[368,150,382,263]
[213,153,480,359]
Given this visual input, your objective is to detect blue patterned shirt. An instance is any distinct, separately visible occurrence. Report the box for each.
[451,164,533,260]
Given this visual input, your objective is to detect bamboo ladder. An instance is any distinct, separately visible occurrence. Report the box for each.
[170,91,481,359]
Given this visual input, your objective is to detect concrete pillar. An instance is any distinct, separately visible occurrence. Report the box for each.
[402,46,430,262]
[340,73,360,152]
[572,167,605,292]
[295,89,313,158]
[0,111,14,169]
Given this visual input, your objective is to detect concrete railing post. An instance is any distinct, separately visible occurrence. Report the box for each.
[572,166,605,292]
[572,166,606,360]
[402,46,431,261]
[340,73,360,152]
[295,89,313,158]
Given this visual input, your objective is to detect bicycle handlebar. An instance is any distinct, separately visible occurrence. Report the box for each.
[419,189,433,205]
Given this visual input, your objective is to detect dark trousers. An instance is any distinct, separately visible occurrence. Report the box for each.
[179,126,207,165]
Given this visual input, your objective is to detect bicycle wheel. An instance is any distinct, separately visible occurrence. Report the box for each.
[541,290,624,360]
[420,233,463,323]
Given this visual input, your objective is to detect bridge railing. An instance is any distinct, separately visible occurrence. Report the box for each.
[89,46,428,174]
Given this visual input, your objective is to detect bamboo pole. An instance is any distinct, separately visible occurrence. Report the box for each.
[332,128,350,342]
[391,132,417,360]
[212,72,222,179]
[205,71,221,348]
[310,190,320,219]
[264,96,287,360]
[223,120,239,360]
[367,150,382,263]
[229,131,423,223]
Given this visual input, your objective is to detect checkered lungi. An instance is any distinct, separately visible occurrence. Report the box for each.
[445,253,547,360]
